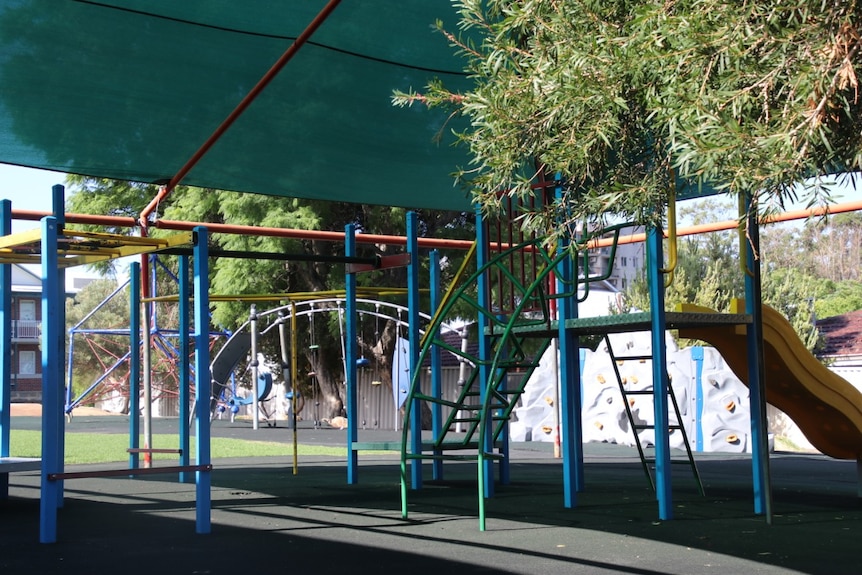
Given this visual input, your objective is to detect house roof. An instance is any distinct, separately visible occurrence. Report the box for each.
[11,263,41,291]
[817,310,862,356]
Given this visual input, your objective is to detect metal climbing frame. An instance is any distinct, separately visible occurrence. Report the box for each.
[0,191,211,542]
[63,252,230,418]
[400,204,763,529]
[399,233,588,527]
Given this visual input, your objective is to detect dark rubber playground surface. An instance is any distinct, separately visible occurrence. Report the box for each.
[2,415,861,574]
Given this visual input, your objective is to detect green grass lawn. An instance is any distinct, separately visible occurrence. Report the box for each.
[8,430,360,464]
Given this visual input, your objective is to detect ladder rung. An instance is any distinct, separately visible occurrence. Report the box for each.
[480,452,505,460]
[453,402,508,411]
[633,424,684,431]
[605,334,703,497]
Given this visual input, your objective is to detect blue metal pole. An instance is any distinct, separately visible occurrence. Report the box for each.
[475,210,494,500]
[406,212,423,490]
[178,256,191,482]
[556,179,584,505]
[128,263,141,470]
[345,223,359,484]
[429,249,444,480]
[742,197,772,521]
[64,326,76,416]
[52,186,71,422]
[557,240,583,505]
[0,200,10,499]
[39,216,60,543]
[193,227,211,534]
[51,186,66,503]
[646,225,672,520]
[692,346,705,452]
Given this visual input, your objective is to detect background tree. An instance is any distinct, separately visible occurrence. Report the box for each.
[66,179,474,419]
[799,212,862,282]
[620,200,740,314]
[65,176,166,276]
[761,268,827,351]
[395,1,862,247]
[619,194,862,351]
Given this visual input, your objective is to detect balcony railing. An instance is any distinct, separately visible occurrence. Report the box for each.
[12,320,40,339]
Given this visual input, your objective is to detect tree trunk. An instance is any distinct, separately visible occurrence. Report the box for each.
[306,339,345,421]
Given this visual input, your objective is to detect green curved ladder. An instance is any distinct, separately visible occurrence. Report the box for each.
[399,237,571,526]
[400,222,634,529]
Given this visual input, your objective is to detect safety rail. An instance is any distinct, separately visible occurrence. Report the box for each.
[48,464,211,481]
[11,319,40,339]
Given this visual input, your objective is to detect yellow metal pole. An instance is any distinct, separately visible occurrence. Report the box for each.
[291,301,299,474]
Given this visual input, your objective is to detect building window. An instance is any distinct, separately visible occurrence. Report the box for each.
[19,300,36,321]
[19,350,36,375]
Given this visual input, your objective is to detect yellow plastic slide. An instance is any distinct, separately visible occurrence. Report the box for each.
[678,301,862,460]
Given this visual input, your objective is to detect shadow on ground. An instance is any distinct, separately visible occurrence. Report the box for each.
[3,448,860,575]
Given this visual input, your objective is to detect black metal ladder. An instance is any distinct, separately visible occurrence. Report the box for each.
[604,334,705,496]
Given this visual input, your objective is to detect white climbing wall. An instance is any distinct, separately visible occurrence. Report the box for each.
[510,333,753,453]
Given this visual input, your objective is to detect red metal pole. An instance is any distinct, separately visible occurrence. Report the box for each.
[588,199,862,248]
[155,218,477,250]
[138,0,344,227]
[12,197,862,251]
[9,208,477,249]
[11,209,137,227]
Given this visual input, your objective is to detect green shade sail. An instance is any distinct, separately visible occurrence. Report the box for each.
[0,1,476,211]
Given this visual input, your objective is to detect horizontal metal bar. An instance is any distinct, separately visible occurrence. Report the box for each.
[48,464,211,481]
[160,247,379,265]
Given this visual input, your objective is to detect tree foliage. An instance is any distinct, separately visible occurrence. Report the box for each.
[620,194,862,351]
[799,212,862,281]
[395,1,862,245]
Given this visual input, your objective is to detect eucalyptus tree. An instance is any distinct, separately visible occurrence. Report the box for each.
[395,1,862,245]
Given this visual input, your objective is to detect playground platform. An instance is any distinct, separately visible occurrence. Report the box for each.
[1,414,860,574]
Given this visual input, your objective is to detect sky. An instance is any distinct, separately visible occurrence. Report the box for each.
[0,163,69,231]
[0,163,103,285]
